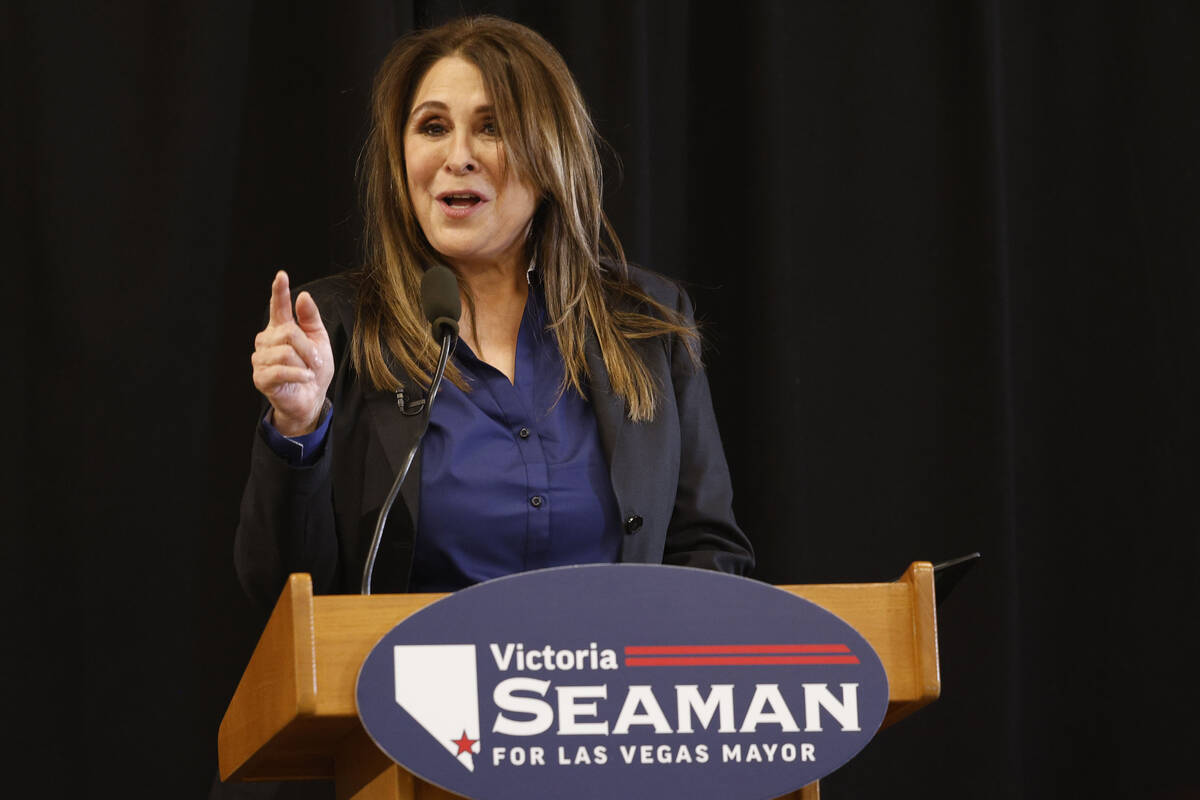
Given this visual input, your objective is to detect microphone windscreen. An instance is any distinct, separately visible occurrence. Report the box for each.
[420,264,461,339]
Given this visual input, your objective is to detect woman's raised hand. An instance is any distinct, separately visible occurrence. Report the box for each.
[251,271,335,436]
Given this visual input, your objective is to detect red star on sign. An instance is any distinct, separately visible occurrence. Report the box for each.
[451,731,478,755]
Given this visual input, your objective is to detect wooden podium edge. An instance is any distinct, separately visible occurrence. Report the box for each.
[883,561,941,727]
[219,573,320,782]
[777,561,941,729]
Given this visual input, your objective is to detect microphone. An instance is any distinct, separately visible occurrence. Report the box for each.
[421,263,461,341]
[361,265,461,595]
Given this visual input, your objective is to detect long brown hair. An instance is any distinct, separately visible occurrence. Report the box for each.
[356,15,698,421]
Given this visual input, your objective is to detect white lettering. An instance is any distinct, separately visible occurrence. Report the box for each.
[801,743,815,761]
[491,745,546,766]
[492,677,553,736]
[490,643,514,670]
[739,684,800,733]
[675,684,735,733]
[487,642,617,672]
[613,686,673,734]
[555,685,608,735]
[802,683,860,732]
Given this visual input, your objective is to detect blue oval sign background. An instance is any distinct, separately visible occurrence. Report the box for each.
[357,564,888,800]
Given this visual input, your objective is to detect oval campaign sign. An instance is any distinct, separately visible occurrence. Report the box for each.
[357,565,888,800]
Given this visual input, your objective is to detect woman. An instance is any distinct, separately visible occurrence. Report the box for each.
[236,16,752,610]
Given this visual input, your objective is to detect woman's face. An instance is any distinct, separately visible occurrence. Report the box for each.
[404,56,539,274]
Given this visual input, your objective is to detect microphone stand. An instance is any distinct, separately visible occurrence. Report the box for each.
[360,329,456,595]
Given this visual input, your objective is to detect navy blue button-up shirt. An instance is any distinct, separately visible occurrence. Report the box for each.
[411,285,622,590]
[261,284,623,591]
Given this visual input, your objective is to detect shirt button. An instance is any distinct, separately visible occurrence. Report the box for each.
[530,495,544,508]
[624,514,643,534]
[518,426,530,439]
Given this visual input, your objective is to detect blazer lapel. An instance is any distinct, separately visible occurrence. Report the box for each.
[363,385,426,531]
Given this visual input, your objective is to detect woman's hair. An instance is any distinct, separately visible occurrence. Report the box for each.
[355,15,698,421]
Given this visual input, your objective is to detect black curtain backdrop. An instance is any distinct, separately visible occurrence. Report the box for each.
[5,1,1197,797]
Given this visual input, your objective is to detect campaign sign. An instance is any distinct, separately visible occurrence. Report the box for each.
[357,564,888,800]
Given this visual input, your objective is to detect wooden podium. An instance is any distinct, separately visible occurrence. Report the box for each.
[218,563,941,800]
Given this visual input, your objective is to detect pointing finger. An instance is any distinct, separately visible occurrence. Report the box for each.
[269,270,294,326]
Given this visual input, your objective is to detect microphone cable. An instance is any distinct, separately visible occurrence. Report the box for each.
[361,265,460,595]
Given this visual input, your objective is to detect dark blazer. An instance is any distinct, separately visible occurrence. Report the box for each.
[235,266,753,611]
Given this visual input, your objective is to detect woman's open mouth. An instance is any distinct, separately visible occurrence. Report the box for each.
[437,192,485,218]
[440,192,483,207]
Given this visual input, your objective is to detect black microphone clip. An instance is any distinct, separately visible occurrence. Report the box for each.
[394,385,426,416]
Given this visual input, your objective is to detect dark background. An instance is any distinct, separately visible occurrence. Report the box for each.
[5,1,1197,797]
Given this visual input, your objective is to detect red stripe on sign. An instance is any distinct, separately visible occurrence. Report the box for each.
[625,655,861,667]
[624,644,851,655]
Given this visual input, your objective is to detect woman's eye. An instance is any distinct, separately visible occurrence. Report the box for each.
[481,120,499,137]
[419,121,448,136]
